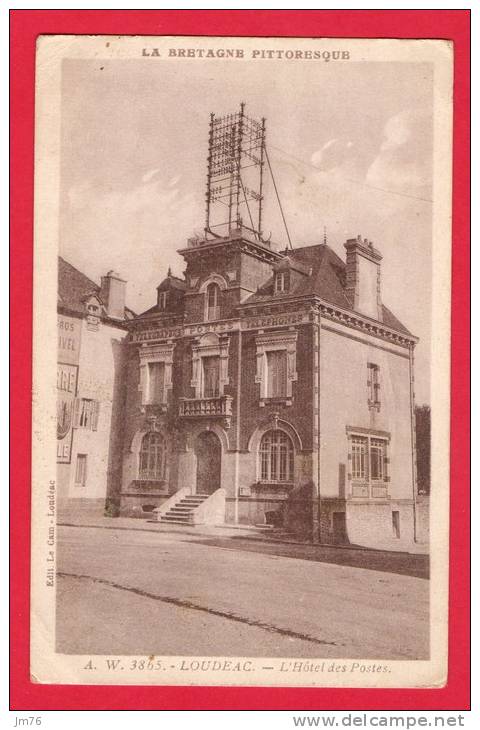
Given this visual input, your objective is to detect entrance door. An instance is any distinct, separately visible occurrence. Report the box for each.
[194,431,221,495]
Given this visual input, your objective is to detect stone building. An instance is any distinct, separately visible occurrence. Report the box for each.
[119,227,419,549]
[57,257,134,516]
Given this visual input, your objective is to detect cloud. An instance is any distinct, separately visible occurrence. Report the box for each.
[365,110,432,198]
[141,168,162,183]
[141,170,181,186]
[311,138,354,172]
[168,175,181,188]
[62,174,201,312]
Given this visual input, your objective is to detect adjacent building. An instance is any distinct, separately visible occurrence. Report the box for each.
[57,257,134,515]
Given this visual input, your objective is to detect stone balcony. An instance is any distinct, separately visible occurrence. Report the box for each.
[178,395,233,428]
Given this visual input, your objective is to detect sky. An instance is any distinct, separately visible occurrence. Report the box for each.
[60,57,433,404]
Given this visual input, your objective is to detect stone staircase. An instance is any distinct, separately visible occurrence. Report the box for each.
[158,493,210,525]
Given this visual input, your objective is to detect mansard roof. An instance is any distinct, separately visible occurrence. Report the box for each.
[243,243,412,336]
[157,274,188,292]
[57,256,135,320]
[244,244,350,307]
[133,241,412,337]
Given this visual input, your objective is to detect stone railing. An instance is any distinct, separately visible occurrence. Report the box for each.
[178,395,233,420]
[191,488,226,526]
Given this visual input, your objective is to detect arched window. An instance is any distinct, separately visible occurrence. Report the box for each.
[259,429,294,483]
[206,283,220,321]
[139,432,166,480]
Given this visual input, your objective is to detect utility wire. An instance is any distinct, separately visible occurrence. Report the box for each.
[265,146,293,250]
[237,164,257,239]
[268,143,433,204]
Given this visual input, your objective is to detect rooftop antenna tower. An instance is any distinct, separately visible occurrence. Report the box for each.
[205,102,266,241]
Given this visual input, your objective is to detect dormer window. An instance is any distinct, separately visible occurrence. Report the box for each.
[206,283,220,321]
[275,272,287,293]
[158,291,167,310]
[83,294,103,331]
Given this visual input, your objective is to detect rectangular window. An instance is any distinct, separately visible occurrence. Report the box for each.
[349,432,389,498]
[370,438,386,480]
[275,272,286,293]
[266,350,288,398]
[202,356,220,398]
[158,291,167,310]
[351,436,367,479]
[74,398,99,430]
[148,362,165,404]
[368,363,381,409]
[392,511,400,538]
[74,454,87,487]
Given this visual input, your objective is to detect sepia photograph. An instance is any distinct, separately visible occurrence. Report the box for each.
[30,34,453,687]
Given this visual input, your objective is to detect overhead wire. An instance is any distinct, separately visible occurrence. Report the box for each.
[265,147,293,250]
[268,143,433,204]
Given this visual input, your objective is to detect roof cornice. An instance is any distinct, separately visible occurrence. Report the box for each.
[177,235,283,265]
[315,299,417,346]
[237,294,417,346]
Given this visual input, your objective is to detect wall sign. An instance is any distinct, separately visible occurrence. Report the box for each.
[57,363,78,464]
[57,315,81,463]
[131,312,310,344]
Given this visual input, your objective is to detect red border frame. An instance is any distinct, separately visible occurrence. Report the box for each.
[10,10,470,711]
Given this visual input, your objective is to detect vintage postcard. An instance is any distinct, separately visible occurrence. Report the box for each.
[31,35,452,687]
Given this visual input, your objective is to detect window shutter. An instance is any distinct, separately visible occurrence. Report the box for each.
[92,400,100,431]
[73,397,81,428]
[278,351,287,395]
[267,350,287,398]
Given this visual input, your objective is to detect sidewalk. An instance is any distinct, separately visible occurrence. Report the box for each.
[58,512,269,540]
[57,512,430,579]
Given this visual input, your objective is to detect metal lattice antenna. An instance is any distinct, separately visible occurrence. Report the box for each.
[204,103,266,241]
[323,226,327,245]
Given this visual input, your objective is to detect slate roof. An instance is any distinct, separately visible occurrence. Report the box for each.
[58,257,100,316]
[136,273,188,319]
[245,244,350,308]
[243,243,412,336]
[58,256,135,320]
[133,242,412,337]
[157,275,188,292]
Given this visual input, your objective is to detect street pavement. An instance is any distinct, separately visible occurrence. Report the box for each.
[57,525,429,659]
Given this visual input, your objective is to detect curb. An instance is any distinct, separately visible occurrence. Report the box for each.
[57,521,429,557]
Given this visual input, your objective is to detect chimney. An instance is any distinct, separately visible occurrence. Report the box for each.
[100,270,126,320]
[344,235,382,321]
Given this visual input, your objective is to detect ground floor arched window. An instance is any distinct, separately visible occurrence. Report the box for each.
[139,431,166,480]
[259,429,294,483]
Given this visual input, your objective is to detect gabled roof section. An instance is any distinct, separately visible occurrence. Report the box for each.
[157,274,187,292]
[242,243,412,336]
[381,305,412,335]
[137,272,186,319]
[58,256,135,320]
[245,244,351,309]
[273,255,312,276]
[58,256,100,316]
